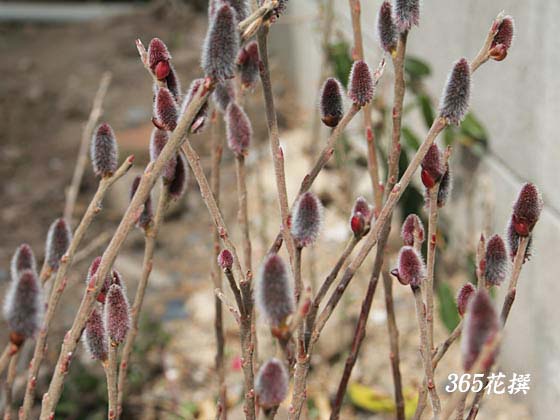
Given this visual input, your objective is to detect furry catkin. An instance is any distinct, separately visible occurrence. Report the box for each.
[3,269,43,341]
[104,284,131,345]
[84,305,108,361]
[439,58,471,125]
[11,244,37,283]
[320,78,344,128]
[45,218,72,270]
[225,102,252,156]
[291,192,323,248]
[256,254,295,327]
[91,123,119,177]
[348,60,374,106]
[378,1,397,53]
[401,213,425,246]
[255,358,289,409]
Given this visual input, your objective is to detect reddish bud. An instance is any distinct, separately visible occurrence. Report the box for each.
[181,78,209,134]
[237,41,260,90]
[484,234,509,286]
[420,144,444,189]
[218,249,234,271]
[154,60,171,80]
[86,257,114,304]
[149,128,177,183]
[456,282,475,317]
[506,216,532,263]
[392,246,426,287]
[255,358,289,409]
[45,218,72,270]
[104,284,130,345]
[378,1,397,53]
[201,4,240,82]
[393,0,420,33]
[439,58,471,125]
[401,213,425,246]
[256,254,295,327]
[167,150,188,200]
[348,60,374,106]
[3,269,43,340]
[291,192,323,248]
[147,38,171,70]
[213,80,236,114]
[130,176,153,230]
[91,123,119,177]
[350,213,366,238]
[320,78,344,128]
[225,102,252,156]
[11,244,37,283]
[352,196,373,223]
[83,305,107,361]
[490,16,514,61]
[461,289,499,371]
[511,182,542,237]
[154,87,178,131]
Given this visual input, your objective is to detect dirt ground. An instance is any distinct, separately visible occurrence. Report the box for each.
[0,3,531,419]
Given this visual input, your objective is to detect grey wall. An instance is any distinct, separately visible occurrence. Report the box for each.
[277,0,560,418]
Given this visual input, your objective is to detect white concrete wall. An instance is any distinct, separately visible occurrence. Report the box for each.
[276,0,560,418]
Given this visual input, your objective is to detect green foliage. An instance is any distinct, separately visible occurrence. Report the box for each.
[437,282,461,332]
[327,40,353,88]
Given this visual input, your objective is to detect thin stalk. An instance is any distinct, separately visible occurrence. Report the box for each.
[105,344,118,420]
[425,187,440,355]
[38,79,211,420]
[64,72,112,223]
[0,344,12,376]
[3,350,20,420]
[235,155,252,273]
[21,157,133,420]
[116,187,170,418]
[432,321,463,369]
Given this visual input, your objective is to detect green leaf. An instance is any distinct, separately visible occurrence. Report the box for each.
[402,126,421,150]
[327,41,353,88]
[405,56,431,79]
[437,282,461,332]
[417,94,435,127]
[460,113,488,143]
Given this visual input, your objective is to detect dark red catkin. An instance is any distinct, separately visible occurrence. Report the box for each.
[91,123,119,177]
[217,249,234,271]
[149,128,177,183]
[86,257,115,304]
[256,254,295,327]
[83,304,108,361]
[506,216,532,262]
[320,78,344,128]
[456,282,476,317]
[213,80,236,114]
[511,182,543,237]
[484,234,509,286]
[490,16,515,61]
[401,213,425,247]
[352,196,373,222]
[45,218,72,271]
[237,41,260,90]
[181,78,209,134]
[393,0,420,33]
[167,150,189,200]
[3,269,43,345]
[461,289,499,371]
[104,284,131,345]
[11,244,37,282]
[201,3,240,82]
[350,196,373,238]
[130,175,153,230]
[391,246,426,287]
[255,358,289,410]
[420,143,444,189]
[439,58,471,125]
[154,87,178,132]
[165,63,182,103]
[436,164,453,207]
[348,60,374,107]
[148,38,171,80]
[225,0,250,23]
[291,191,323,248]
[225,102,252,157]
[377,1,397,54]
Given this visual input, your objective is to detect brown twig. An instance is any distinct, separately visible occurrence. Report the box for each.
[63,72,112,223]
[38,78,211,420]
[117,187,170,418]
[425,187,439,354]
[0,344,12,377]
[432,320,463,369]
[105,344,119,420]
[3,350,20,420]
[235,155,252,273]
[73,231,111,264]
[21,157,133,420]
[239,0,279,41]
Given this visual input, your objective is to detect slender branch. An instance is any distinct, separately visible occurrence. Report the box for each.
[3,350,20,420]
[105,344,119,420]
[224,268,245,317]
[215,288,242,325]
[470,13,503,72]
[0,344,12,377]
[235,155,252,273]
[117,187,170,418]
[425,187,439,354]
[73,231,111,264]
[239,0,279,41]
[38,78,212,420]
[21,157,133,420]
[64,72,112,223]
[432,320,463,369]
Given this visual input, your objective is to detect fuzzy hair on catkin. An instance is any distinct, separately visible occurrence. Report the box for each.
[492,16,515,50]
[393,0,420,33]
[506,216,532,263]
[91,123,119,177]
[256,254,295,327]
[86,256,115,304]
[421,143,444,189]
[436,164,453,207]
[393,246,426,287]
[154,87,179,131]
[213,80,236,114]
[11,244,37,283]
[130,175,153,230]
[3,269,43,340]
[291,192,323,248]
[255,358,290,409]
[218,249,234,271]
[165,63,182,103]
[149,128,177,183]
[45,218,72,270]
[225,0,250,23]
[148,38,171,70]
[167,150,189,200]
[439,58,471,125]
[181,78,209,134]
[237,41,260,90]
[456,282,476,317]
[225,102,252,156]
[201,3,240,82]
[401,213,425,246]
[484,234,509,286]
[352,196,373,223]
[377,1,398,53]
[511,182,543,236]
[320,78,345,128]
[461,289,499,371]
[348,60,374,106]
[104,284,131,345]
[84,304,108,361]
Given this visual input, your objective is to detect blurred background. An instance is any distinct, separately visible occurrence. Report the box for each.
[0,0,558,418]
